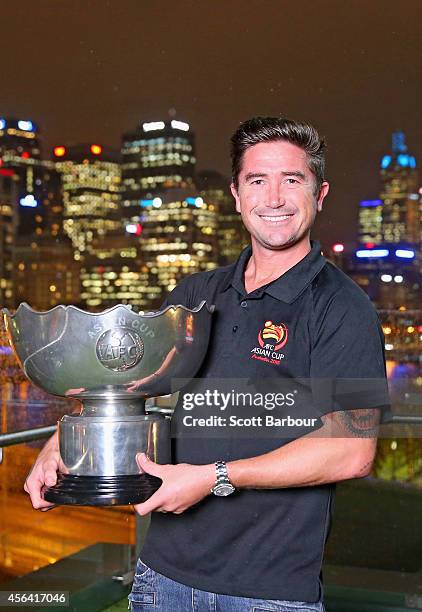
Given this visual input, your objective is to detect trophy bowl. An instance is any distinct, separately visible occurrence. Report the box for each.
[3,301,214,505]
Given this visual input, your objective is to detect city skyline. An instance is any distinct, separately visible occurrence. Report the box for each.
[2,110,420,247]
[1,0,421,245]
[1,110,421,312]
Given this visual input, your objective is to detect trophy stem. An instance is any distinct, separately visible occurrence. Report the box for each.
[78,395,146,417]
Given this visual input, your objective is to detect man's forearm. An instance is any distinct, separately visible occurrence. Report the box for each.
[226,428,377,489]
[45,430,59,450]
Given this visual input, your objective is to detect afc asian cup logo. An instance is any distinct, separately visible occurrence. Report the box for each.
[96,327,144,371]
[258,320,288,351]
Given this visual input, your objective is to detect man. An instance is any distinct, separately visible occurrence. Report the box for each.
[25,117,391,612]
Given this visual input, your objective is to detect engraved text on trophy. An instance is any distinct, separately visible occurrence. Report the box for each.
[96,327,144,371]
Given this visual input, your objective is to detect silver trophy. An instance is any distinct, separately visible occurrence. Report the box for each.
[3,301,214,505]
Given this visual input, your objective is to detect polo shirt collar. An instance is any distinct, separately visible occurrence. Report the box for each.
[220,240,326,304]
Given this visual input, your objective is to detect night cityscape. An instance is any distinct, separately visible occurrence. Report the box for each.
[0,1,421,610]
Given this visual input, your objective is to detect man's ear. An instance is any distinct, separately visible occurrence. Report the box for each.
[316,181,330,212]
[230,183,241,213]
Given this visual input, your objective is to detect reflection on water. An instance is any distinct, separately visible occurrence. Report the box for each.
[0,382,135,583]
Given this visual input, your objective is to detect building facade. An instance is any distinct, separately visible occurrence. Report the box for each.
[12,239,81,310]
[380,131,419,244]
[0,168,17,308]
[54,144,122,262]
[0,117,45,238]
[121,119,195,223]
[196,170,249,266]
[138,187,218,308]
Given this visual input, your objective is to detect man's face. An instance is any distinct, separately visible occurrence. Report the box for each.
[230,141,329,251]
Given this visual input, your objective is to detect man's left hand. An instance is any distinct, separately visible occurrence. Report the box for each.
[133,453,215,516]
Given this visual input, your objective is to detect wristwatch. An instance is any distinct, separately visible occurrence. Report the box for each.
[210,460,236,496]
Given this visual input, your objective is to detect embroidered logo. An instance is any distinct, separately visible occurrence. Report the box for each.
[251,320,288,365]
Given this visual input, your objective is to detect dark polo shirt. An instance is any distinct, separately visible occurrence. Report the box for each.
[141,240,391,602]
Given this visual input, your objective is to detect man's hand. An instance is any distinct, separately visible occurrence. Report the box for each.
[133,453,215,516]
[24,432,66,511]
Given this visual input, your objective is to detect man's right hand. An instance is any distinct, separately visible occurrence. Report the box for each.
[24,431,63,511]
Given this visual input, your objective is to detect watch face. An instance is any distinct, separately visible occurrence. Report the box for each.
[213,483,235,497]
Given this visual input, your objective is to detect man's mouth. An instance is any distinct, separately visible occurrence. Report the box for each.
[259,214,294,222]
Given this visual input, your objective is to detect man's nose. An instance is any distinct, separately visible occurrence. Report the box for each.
[268,184,285,207]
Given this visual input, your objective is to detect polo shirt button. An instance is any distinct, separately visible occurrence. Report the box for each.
[232,325,238,332]
[240,301,247,308]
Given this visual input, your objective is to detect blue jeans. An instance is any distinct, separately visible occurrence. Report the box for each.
[128,559,326,612]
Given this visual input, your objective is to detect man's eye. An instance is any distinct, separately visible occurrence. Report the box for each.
[286,178,299,184]
[251,179,264,185]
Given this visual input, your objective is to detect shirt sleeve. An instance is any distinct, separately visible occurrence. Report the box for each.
[310,287,392,425]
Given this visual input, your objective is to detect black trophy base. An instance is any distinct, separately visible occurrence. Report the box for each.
[42,473,162,506]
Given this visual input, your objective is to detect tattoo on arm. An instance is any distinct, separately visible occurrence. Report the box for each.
[338,408,381,438]
[321,408,381,438]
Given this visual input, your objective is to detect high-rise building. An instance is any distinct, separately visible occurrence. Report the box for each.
[358,199,383,245]
[0,117,65,239]
[53,144,122,262]
[0,167,17,308]
[138,187,218,308]
[52,143,123,310]
[80,230,149,310]
[12,238,81,310]
[121,119,195,221]
[380,131,419,244]
[352,131,421,309]
[0,118,67,308]
[196,170,249,266]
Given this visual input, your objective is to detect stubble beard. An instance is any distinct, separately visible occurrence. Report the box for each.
[249,213,316,252]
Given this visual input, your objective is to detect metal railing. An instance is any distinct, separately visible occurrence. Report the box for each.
[0,424,57,463]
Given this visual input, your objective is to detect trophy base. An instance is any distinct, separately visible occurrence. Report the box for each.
[42,473,162,506]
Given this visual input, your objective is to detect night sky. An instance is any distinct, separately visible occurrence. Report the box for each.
[2,0,422,248]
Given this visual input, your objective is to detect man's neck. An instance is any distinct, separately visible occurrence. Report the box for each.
[244,238,312,294]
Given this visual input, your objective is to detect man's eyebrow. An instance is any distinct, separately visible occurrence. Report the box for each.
[281,170,306,180]
[243,170,307,182]
[244,172,267,182]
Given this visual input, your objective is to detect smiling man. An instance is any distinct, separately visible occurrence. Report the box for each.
[127,117,391,611]
[230,135,329,291]
[25,117,390,612]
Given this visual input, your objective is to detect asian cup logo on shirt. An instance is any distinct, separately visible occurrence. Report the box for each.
[250,320,288,365]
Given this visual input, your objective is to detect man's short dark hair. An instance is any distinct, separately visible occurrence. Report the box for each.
[230,116,326,195]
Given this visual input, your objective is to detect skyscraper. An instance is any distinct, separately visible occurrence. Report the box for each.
[0,117,51,238]
[358,199,383,245]
[12,240,81,310]
[121,119,195,222]
[351,131,420,309]
[79,230,149,309]
[52,143,123,309]
[0,167,17,308]
[53,144,122,261]
[196,170,249,266]
[138,187,218,308]
[379,131,419,244]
